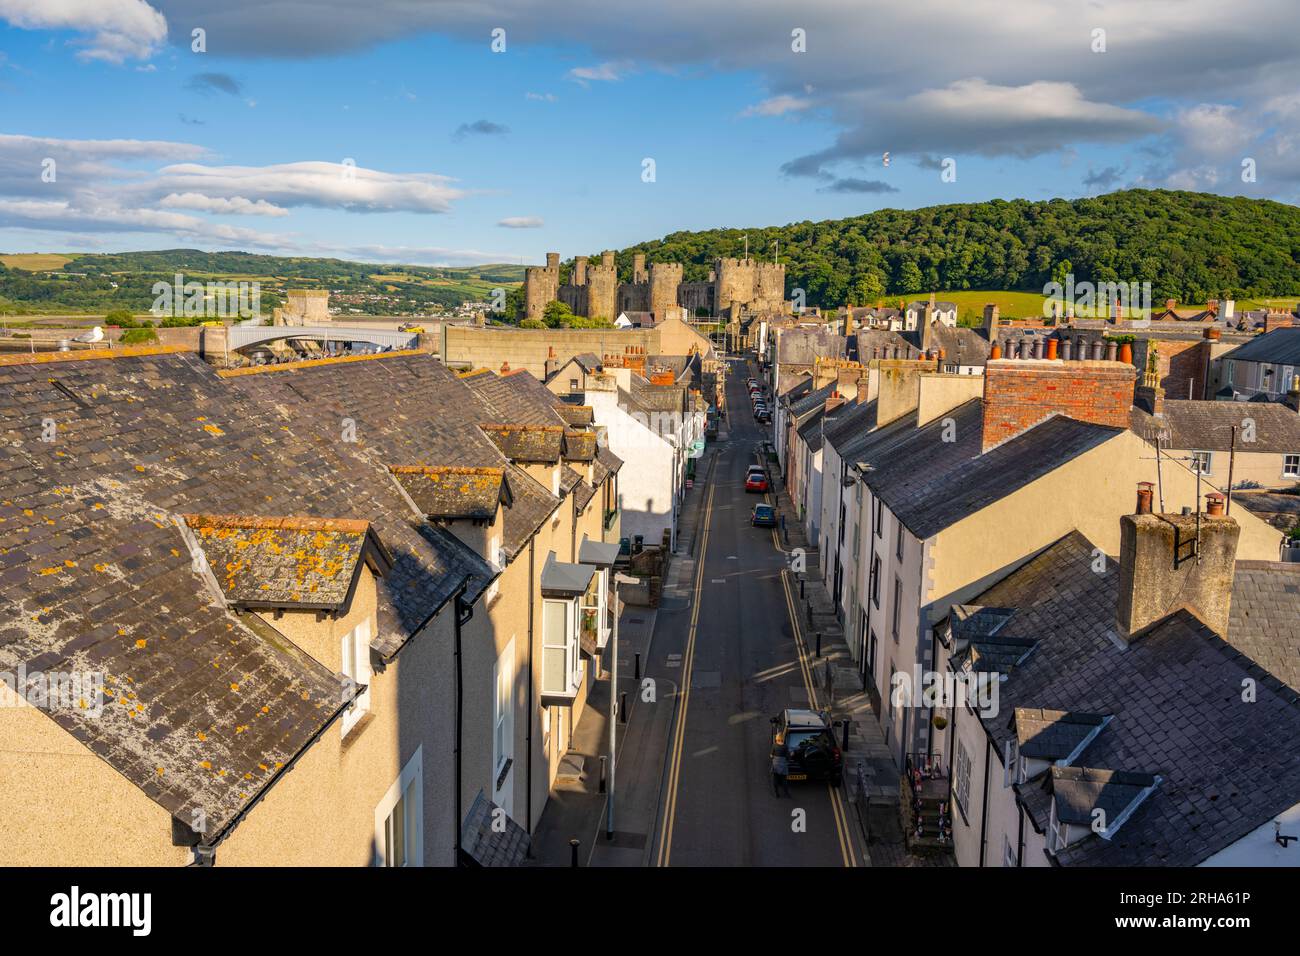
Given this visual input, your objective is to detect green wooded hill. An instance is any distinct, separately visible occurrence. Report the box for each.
[608,189,1300,309]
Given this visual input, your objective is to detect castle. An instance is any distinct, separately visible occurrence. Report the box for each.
[524,251,787,323]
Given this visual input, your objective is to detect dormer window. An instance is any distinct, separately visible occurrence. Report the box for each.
[539,553,595,706]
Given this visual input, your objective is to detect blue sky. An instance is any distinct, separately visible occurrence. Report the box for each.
[0,1,1296,266]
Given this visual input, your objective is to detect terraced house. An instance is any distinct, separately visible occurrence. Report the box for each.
[0,345,621,866]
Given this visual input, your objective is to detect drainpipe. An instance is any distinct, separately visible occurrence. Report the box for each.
[453,580,472,865]
[861,488,876,690]
[1017,802,1025,867]
[525,538,536,834]
[978,735,992,867]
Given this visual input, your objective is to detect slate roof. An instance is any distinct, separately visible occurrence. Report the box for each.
[0,349,493,846]
[562,430,597,461]
[851,400,1122,539]
[554,404,595,427]
[594,445,624,481]
[1130,400,1300,453]
[183,514,390,610]
[904,324,993,368]
[627,375,687,414]
[1045,766,1160,828]
[1013,708,1111,762]
[855,329,917,360]
[218,351,559,562]
[389,465,506,520]
[460,789,530,866]
[823,399,878,455]
[481,424,565,463]
[961,530,1300,866]
[776,327,846,366]
[464,368,568,426]
[1218,326,1300,366]
[1225,561,1300,692]
[1234,492,1300,534]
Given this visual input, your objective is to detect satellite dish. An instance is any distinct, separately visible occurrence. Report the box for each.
[74,326,104,344]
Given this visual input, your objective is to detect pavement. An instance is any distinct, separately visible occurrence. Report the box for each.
[530,355,943,866]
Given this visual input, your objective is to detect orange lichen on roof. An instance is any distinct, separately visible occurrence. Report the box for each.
[457,367,494,378]
[0,345,189,367]
[480,423,563,434]
[182,514,371,535]
[215,349,426,377]
[388,465,503,480]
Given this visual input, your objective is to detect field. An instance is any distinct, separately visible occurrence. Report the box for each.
[0,254,74,272]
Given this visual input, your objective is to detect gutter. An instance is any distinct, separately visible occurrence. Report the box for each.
[453,579,472,865]
[978,735,991,867]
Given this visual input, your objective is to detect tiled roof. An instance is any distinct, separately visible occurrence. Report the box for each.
[905,324,993,368]
[389,466,505,520]
[562,430,597,461]
[481,424,565,463]
[852,401,1121,539]
[1218,326,1300,366]
[464,368,568,426]
[823,399,877,454]
[1130,400,1300,453]
[594,444,623,478]
[963,531,1300,866]
[460,790,530,866]
[776,327,846,366]
[182,514,388,610]
[0,350,493,846]
[218,351,556,562]
[1014,708,1112,762]
[554,404,594,427]
[855,329,916,359]
[1225,561,1300,692]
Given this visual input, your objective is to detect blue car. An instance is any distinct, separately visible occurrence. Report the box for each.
[751,504,777,528]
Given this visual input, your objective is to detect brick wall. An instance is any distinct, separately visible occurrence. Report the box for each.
[981,359,1136,452]
[1132,338,1208,401]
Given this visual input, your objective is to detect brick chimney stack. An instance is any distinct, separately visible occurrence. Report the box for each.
[980,358,1137,452]
[982,304,1000,339]
[1115,494,1240,642]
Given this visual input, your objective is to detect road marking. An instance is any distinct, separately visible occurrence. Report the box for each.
[655,474,716,868]
[773,535,858,868]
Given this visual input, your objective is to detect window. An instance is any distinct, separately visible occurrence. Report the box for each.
[375,747,422,866]
[1285,454,1300,478]
[1225,360,1234,385]
[1190,450,1213,475]
[1003,738,1019,788]
[866,627,878,678]
[954,739,972,818]
[541,599,575,698]
[1003,835,1017,868]
[873,497,883,537]
[492,640,515,785]
[891,576,902,640]
[895,520,904,560]
[870,554,882,608]
[341,618,372,738]
[569,377,579,392]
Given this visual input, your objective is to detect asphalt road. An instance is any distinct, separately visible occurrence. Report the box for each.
[648,356,859,867]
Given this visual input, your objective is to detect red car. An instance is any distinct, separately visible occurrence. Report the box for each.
[745,468,769,493]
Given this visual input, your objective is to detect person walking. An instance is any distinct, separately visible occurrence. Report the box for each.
[771,743,792,798]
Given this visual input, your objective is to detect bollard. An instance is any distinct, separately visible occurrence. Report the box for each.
[815,631,822,657]
[634,653,641,682]
[570,838,581,868]
[620,692,628,723]
[842,718,850,752]
[599,755,607,794]
[799,577,805,599]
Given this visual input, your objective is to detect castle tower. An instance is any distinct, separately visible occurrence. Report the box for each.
[585,251,618,320]
[523,252,561,320]
[649,262,684,320]
[573,256,588,286]
[633,253,648,284]
[754,261,786,311]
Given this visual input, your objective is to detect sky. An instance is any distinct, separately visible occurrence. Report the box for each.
[0,0,1298,266]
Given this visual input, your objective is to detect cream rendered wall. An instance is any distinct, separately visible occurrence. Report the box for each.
[948,703,991,869]
[219,565,457,866]
[1168,447,1299,491]
[0,702,189,866]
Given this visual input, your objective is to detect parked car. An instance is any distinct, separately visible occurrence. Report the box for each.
[745,467,769,493]
[751,503,777,527]
[755,408,771,423]
[771,709,843,785]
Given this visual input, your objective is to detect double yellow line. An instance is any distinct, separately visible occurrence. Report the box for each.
[771,512,858,867]
[655,478,716,868]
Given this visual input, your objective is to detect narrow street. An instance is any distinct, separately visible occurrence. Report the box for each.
[646,357,860,867]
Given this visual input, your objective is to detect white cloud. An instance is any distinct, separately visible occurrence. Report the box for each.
[568,60,630,84]
[0,0,167,63]
[497,216,543,228]
[142,161,465,214]
[741,95,812,118]
[0,197,289,246]
[158,192,290,217]
[526,92,557,102]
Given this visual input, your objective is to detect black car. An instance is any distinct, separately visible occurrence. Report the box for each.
[772,709,842,785]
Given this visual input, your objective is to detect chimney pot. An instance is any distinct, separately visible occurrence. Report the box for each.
[1119,342,1133,365]
[1205,492,1225,516]
[1136,482,1154,515]
[1061,338,1073,361]
[1045,337,1058,361]
[1033,337,1044,360]
[1105,340,1118,362]
[990,342,1002,360]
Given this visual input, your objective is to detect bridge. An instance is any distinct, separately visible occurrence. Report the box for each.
[225,324,420,353]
